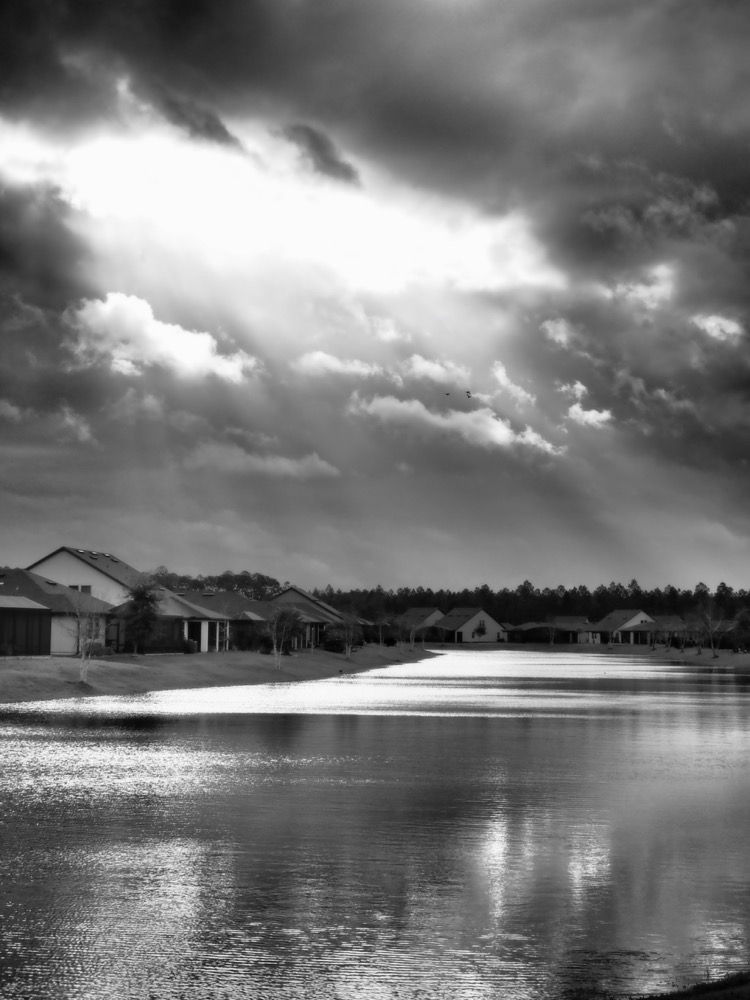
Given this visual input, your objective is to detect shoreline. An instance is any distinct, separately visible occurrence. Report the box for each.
[1,641,749,707]
[0,644,437,706]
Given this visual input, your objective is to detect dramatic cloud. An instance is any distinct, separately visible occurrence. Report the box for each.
[2,0,750,587]
[400,355,471,386]
[282,124,359,184]
[567,403,613,428]
[67,294,260,382]
[292,352,384,379]
[184,443,340,479]
[348,393,561,455]
[492,362,536,406]
[691,314,744,343]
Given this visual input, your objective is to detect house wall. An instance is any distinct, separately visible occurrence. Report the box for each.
[29,551,129,606]
[462,612,507,642]
[51,616,77,655]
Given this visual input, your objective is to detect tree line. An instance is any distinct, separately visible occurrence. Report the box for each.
[311,579,749,627]
[148,568,748,626]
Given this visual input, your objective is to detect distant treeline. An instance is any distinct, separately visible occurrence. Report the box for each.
[149,567,748,625]
[313,579,750,625]
[151,567,286,602]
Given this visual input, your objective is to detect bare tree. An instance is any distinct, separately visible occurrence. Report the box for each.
[266,606,304,669]
[63,592,109,684]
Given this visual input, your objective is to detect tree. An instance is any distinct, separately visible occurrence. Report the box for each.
[123,580,162,654]
[64,592,109,684]
[265,606,304,669]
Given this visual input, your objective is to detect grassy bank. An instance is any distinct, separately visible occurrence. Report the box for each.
[0,644,437,705]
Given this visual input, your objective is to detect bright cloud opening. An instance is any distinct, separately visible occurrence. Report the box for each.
[68,293,259,382]
[0,115,565,298]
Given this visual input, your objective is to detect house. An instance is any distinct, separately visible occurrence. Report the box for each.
[26,547,145,606]
[620,615,686,646]
[393,607,444,640]
[0,567,112,655]
[177,591,275,650]
[272,584,361,647]
[433,607,508,644]
[0,596,52,656]
[549,616,593,643]
[508,621,563,643]
[109,588,228,654]
[587,609,654,644]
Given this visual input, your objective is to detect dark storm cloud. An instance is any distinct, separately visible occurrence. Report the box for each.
[0,183,93,307]
[281,124,359,184]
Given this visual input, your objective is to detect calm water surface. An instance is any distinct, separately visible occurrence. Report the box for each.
[1,649,749,999]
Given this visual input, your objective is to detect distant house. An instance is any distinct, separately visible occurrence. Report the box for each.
[433,607,508,644]
[26,547,145,606]
[393,607,444,640]
[587,609,654,644]
[550,616,593,643]
[0,595,52,656]
[0,567,112,655]
[620,615,686,646]
[508,621,562,643]
[109,588,228,654]
[177,591,278,650]
[272,585,364,647]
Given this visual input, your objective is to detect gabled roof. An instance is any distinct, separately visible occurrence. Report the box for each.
[178,590,264,620]
[0,595,51,610]
[111,588,226,620]
[433,607,497,632]
[276,585,347,621]
[512,621,562,632]
[393,607,443,629]
[26,547,144,590]
[590,609,654,632]
[621,615,686,633]
[550,616,591,629]
[0,568,113,614]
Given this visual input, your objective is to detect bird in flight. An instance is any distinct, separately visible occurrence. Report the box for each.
[466,390,472,398]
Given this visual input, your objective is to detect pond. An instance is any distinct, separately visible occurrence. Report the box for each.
[1,648,749,999]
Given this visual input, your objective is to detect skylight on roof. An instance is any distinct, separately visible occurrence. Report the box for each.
[77,549,85,553]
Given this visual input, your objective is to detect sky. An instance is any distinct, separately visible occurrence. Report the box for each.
[1,0,749,591]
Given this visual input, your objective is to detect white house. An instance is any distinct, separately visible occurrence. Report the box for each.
[587,609,655,644]
[26,547,145,607]
[433,607,508,643]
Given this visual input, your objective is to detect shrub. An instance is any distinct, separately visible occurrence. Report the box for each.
[87,642,113,658]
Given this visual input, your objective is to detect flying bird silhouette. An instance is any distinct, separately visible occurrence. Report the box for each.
[466,390,472,398]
